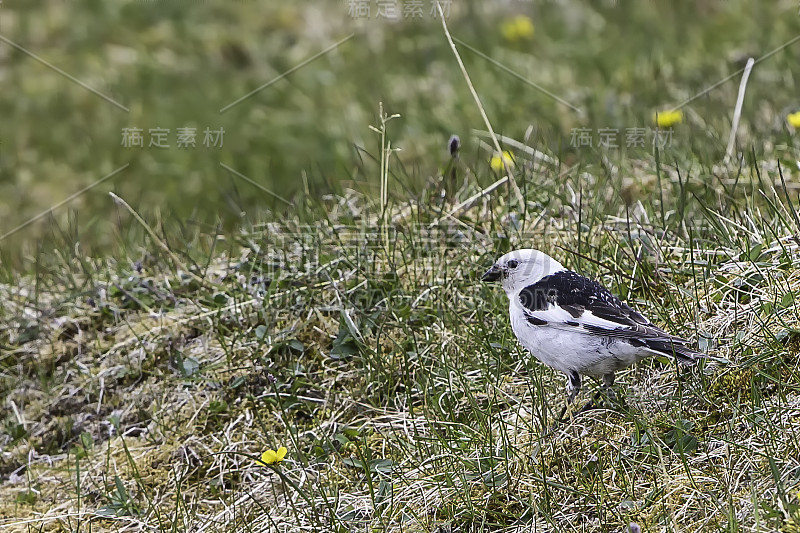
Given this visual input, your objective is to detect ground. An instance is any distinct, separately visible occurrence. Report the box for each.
[2,1,800,532]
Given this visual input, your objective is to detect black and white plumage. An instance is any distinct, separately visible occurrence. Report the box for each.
[481,248,702,414]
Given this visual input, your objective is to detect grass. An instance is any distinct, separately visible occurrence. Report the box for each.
[3,153,800,531]
[2,0,799,257]
[2,0,800,531]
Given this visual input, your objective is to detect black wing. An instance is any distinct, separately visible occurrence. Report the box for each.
[518,270,650,327]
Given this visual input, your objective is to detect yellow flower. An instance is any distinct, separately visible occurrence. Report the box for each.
[490,151,515,172]
[259,446,287,465]
[787,111,800,129]
[501,15,535,42]
[653,110,683,128]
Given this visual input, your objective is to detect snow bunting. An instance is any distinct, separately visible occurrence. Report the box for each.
[481,248,702,418]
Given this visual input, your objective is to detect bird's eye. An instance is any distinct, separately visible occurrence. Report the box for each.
[507,259,519,269]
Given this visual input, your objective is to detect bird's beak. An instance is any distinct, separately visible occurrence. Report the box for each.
[481,264,502,282]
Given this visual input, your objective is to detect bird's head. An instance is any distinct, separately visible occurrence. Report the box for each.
[481,248,565,295]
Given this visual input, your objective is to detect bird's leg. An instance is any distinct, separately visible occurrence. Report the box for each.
[602,372,617,403]
[555,371,581,422]
[567,370,582,405]
[578,372,619,415]
[602,371,628,411]
[575,373,614,415]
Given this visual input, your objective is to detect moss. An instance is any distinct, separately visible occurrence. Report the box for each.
[707,367,757,401]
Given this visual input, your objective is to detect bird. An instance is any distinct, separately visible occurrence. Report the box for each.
[481,248,703,420]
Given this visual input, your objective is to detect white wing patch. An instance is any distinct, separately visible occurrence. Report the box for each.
[524,304,685,343]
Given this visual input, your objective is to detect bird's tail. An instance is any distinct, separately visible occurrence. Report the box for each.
[641,338,706,365]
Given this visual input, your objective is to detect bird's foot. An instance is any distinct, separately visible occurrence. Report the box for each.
[595,386,628,412]
[547,391,620,433]
[575,398,600,416]
[543,401,592,436]
[559,395,603,421]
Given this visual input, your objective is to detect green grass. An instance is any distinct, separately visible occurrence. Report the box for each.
[2,0,799,258]
[2,0,800,531]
